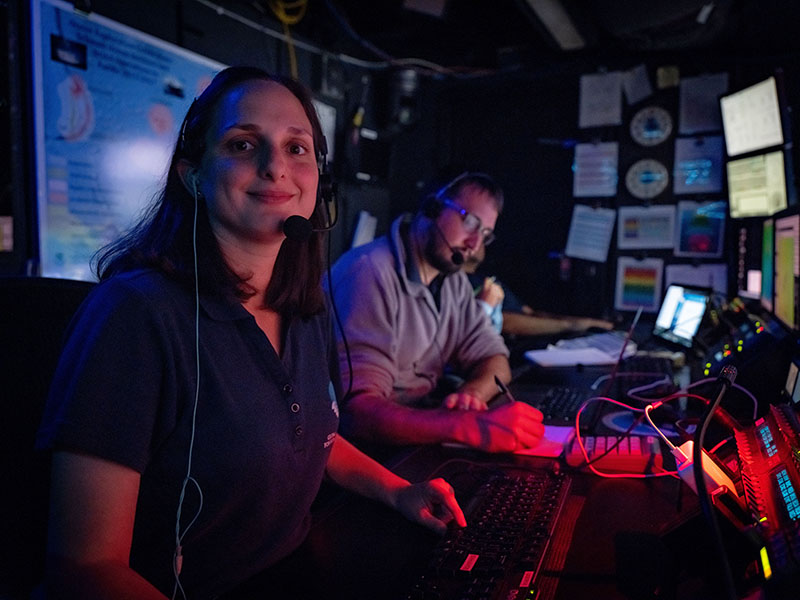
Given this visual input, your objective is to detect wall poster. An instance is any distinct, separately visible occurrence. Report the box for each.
[31,0,225,280]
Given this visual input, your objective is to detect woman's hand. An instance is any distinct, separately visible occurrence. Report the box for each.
[391,478,467,534]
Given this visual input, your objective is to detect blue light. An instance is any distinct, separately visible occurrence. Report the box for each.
[775,469,800,520]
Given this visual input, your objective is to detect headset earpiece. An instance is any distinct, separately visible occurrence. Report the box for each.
[316,137,338,229]
[318,167,334,206]
[187,170,200,199]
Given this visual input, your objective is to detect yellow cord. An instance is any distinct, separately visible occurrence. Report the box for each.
[266,0,308,79]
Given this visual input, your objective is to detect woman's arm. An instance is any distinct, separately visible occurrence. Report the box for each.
[325,436,466,534]
[45,451,168,600]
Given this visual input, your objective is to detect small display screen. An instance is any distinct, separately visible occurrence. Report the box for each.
[774,468,800,521]
[784,361,800,401]
[653,285,709,348]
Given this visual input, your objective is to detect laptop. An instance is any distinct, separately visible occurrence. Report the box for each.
[652,284,712,350]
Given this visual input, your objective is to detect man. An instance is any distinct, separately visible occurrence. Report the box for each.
[465,244,615,337]
[328,172,544,453]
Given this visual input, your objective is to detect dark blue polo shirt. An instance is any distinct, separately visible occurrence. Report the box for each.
[37,269,340,598]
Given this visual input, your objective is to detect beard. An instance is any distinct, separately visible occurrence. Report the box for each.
[424,227,461,275]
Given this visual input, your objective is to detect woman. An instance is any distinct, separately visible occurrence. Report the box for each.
[36,66,464,599]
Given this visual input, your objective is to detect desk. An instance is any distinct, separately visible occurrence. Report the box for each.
[288,443,722,600]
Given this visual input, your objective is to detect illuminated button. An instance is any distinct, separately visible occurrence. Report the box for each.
[282,383,293,395]
[294,425,303,436]
[290,402,300,413]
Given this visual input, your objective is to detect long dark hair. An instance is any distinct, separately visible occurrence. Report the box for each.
[94,66,328,318]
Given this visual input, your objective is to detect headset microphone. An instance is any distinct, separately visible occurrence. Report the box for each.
[282,215,338,242]
[432,221,464,266]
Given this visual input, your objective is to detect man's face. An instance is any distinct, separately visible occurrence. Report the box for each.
[425,184,498,274]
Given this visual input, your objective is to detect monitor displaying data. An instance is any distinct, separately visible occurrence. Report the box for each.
[727,151,788,218]
[736,220,765,299]
[653,284,710,348]
[762,219,775,311]
[774,213,799,330]
[720,76,784,157]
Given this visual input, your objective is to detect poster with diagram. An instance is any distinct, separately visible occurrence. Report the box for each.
[31,0,225,280]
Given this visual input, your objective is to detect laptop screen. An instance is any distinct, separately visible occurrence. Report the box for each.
[653,284,710,348]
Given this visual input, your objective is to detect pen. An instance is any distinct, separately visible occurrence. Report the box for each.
[493,375,517,404]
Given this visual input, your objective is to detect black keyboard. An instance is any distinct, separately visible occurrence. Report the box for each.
[620,354,675,376]
[508,382,599,428]
[406,468,571,600]
[615,355,676,400]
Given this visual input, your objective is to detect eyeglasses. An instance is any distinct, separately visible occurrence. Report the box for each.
[441,199,496,246]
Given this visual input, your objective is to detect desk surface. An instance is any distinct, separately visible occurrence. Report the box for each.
[295,443,715,600]
[231,345,781,599]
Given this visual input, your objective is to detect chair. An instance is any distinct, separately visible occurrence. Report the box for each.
[0,276,95,599]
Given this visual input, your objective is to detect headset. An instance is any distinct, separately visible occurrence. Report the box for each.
[169,159,206,599]
[171,87,340,596]
[420,171,473,219]
[419,172,479,266]
[282,135,338,241]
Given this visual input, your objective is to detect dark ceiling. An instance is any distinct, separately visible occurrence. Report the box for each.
[285,0,800,73]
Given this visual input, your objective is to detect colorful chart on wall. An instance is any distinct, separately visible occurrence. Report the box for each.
[673,136,724,195]
[614,256,664,312]
[674,201,726,258]
[617,205,676,250]
[31,0,225,280]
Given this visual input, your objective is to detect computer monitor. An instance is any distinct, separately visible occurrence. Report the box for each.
[783,359,800,405]
[653,284,711,348]
[762,219,775,311]
[735,219,765,299]
[726,150,788,218]
[720,75,784,158]
[773,211,800,331]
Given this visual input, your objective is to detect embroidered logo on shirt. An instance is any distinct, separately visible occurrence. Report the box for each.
[324,381,339,449]
[328,381,339,418]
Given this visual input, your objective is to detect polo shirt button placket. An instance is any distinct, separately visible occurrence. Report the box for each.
[283,383,303,440]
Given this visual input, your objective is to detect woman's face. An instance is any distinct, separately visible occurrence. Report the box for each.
[197,79,319,246]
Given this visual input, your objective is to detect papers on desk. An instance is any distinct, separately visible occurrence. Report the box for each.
[514,425,575,458]
[524,347,621,367]
[443,425,574,458]
[524,331,637,367]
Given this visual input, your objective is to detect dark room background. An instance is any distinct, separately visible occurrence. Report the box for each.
[3,0,800,322]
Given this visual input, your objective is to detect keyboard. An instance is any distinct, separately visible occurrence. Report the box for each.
[615,355,676,400]
[509,382,600,429]
[620,354,675,376]
[553,330,636,359]
[406,468,571,600]
[565,434,664,473]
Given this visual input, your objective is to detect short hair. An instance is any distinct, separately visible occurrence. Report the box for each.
[94,66,328,318]
[433,171,504,214]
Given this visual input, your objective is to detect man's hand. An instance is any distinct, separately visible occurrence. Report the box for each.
[572,317,615,332]
[441,388,488,411]
[458,402,545,453]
